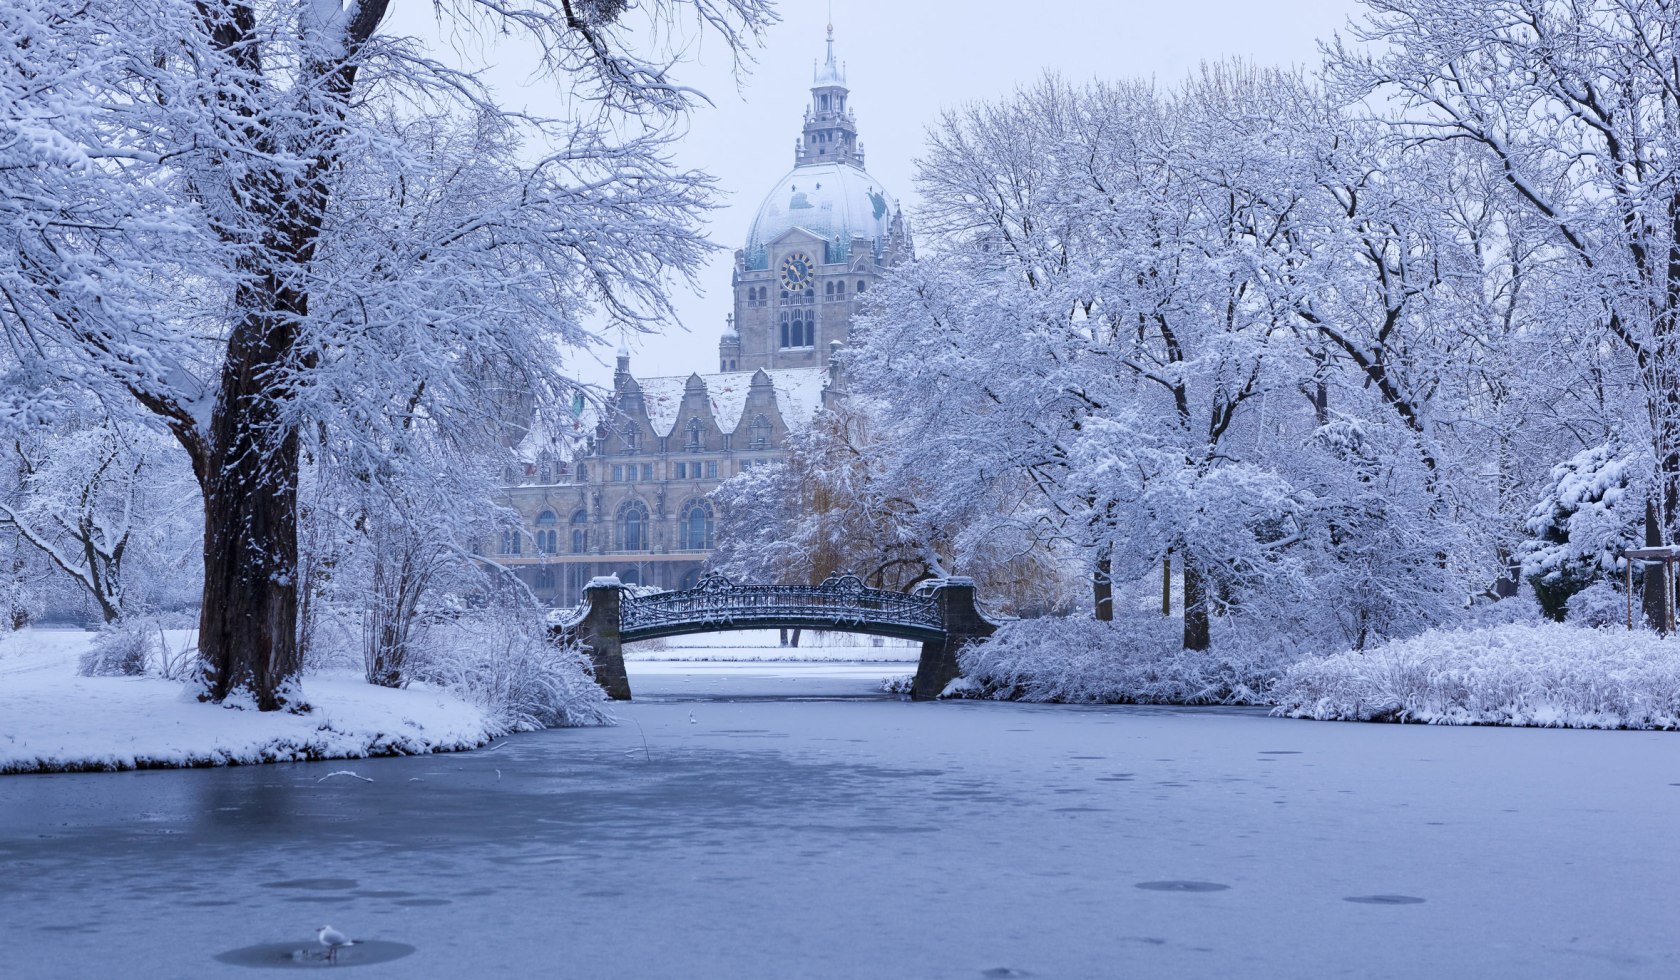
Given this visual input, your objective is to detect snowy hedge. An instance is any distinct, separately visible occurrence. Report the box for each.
[1272,622,1680,729]
[954,616,1293,705]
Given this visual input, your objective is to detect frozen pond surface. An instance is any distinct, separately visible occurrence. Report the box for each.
[4,657,1678,979]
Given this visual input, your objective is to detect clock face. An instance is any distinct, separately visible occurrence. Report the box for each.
[780,252,815,291]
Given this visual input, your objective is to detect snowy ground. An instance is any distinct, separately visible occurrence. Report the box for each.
[0,630,495,773]
[3,656,1676,978]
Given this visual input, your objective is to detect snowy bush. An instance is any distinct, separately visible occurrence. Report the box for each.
[411,614,609,731]
[1272,622,1680,729]
[77,623,154,677]
[1564,581,1631,629]
[956,616,1293,705]
[1518,441,1646,621]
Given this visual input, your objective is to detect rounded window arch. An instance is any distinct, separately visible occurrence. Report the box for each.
[616,499,650,552]
[536,510,558,554]
[857,279,866,293]
[570,509,589,554]
[570,509,589,553]
[779,312,791,349]
[835,279,846,297]
[574,461,588,483]
[679,499,715,551]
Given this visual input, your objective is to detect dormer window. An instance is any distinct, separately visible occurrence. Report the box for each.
[749,414,772,450]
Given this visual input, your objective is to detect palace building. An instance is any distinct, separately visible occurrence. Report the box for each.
[493,26,911,606]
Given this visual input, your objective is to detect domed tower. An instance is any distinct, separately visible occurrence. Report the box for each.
[721,24,912,373]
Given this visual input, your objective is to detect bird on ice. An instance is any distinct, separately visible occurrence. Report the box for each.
[317,925,353,962]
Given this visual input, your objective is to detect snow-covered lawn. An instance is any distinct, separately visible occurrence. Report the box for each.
[1275,621,1680,729]
[0,629,497,774]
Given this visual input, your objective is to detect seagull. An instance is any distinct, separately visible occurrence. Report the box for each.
[317,925,353,962]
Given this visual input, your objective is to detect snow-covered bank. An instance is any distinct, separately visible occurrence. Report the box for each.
[2,630,495,774]
[954,617,1680,731]
[1273,622,1680,730]
[955,616,1286,706]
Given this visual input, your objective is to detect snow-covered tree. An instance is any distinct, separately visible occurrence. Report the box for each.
[1333,0,1680,625]
[1,0,773,708]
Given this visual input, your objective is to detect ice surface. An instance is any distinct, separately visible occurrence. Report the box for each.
[2,656,1677,978]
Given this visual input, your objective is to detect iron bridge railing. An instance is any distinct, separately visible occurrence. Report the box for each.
[618,572,943,636]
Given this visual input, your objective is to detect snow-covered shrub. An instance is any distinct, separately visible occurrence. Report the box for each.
[956,615,1291,705]
[1565,581,1631,629]
[411,613,609,731]
[1273,622,1680,729]
[1519,441,1646,621]
[78,623,154,677]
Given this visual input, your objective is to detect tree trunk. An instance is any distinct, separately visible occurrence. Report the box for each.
[1093,550,1113,622]
[1181,548,1210,651]
[196,307,304,710]
[1642,498,1669,633]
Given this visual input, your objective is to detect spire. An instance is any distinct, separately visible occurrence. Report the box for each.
[798,22,862,167]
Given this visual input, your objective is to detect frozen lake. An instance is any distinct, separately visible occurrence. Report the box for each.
[3,655,1677,978]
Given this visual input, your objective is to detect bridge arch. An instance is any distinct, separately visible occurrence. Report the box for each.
[553,573,995,701]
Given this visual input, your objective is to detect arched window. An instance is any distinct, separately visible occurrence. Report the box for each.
[749,414,772,450]
[500,530,522,556]
[857,279,866,293]
[685,416,704,451]
[779,312,790,348]
[538,461,551,484]
[536,511,558,554]
[825,281,834,300]
[570,510,588,554]
[679,500,715,551]
[835,279,845,298]
[780,288,790,305]
[616,500,649,552]
[574,461,588,482]
[804,287,815,307]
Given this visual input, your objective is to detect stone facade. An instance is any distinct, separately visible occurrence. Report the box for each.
[495,27,908,606]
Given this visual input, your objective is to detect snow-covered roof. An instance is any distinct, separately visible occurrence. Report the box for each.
[638,368,827,437]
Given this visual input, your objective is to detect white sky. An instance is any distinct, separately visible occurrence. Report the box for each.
[397,1,1368,385]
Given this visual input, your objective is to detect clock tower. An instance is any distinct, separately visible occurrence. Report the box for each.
[723,24,912,373]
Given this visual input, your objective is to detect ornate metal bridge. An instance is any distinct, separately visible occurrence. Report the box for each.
[553,572,996,701]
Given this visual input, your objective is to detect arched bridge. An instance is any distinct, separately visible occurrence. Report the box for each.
[553,572,996,701]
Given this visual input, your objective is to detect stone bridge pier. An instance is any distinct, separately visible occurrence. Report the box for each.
[910,577,995,700]
[552,573,995,702]
[555,576,634,701]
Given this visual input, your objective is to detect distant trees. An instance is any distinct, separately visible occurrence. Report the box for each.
[1,0,773,705]
[829,32,1660,650]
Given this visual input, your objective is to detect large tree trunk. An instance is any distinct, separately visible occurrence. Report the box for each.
[1642,498,1669,633]
[1181,547,1210,651]
[1092,549,1113,621]
[197,304,304,710]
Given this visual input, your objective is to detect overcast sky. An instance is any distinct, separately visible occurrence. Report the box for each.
[402,1,1369,385]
